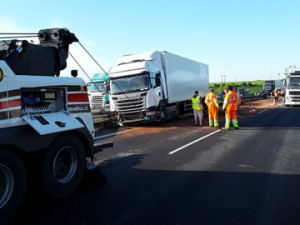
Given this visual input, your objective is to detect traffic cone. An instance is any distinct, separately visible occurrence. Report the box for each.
[249,105,257,116]
[249,105,253,116]
[252,106,257,115]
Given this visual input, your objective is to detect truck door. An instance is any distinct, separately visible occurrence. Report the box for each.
[150,72,163,106]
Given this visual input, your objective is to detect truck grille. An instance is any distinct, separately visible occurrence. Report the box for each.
[289,91,300,95]
[115,97,145,112]
[91,95,103,105]
[291,96,300,102]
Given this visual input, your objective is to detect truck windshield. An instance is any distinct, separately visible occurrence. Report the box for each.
[87,82,105,92]
[263,81,274,90]
[263,84,272,90]
[287,77,300,89]
[110,74,150,94]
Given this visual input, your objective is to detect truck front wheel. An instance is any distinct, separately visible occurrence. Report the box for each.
[0,149,27,224]
[159,105,167,123]
[43,134,86,198]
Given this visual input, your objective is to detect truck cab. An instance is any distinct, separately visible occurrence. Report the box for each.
[263,80,275,95]
[283,69,300,106]
[109,52,165,124]
[87,73,110,114]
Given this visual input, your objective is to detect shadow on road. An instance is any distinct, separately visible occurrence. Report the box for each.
[10,154,300,225]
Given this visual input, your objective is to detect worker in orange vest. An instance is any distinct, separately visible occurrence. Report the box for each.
[273,89,279,103]
[234,87,242,119]
[222,85,239,130]
[205,88,219,128]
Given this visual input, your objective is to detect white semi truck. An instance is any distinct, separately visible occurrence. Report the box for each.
[0,28,110,224]
[87,73,110,114]
[283,68,300,106]
[109,51,209,124]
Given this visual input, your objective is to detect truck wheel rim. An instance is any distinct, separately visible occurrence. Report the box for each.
[0,164,14,209]
[53,146,78,184]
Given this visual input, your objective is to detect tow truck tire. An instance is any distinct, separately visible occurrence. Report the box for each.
[0,149,27,225]
[43,134,86,198]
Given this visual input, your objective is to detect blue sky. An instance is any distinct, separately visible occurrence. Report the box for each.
[1,0,300,82]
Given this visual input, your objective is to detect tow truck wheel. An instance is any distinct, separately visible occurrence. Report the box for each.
[0,149,27,224]
[43,134,86,198]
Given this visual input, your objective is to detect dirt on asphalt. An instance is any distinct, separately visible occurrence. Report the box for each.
[95,98,281,137]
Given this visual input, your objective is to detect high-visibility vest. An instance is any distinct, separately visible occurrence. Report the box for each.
[223,91,238,110]
[191,96,202,110]
[274,90,278,97]
[205,92,219,109]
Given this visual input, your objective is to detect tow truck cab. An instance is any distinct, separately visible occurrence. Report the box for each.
[0,28,108,224]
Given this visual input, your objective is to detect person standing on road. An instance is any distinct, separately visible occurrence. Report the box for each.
[234,87,241,118]
[205,88,219,128]
[222,86,239,130]
[273,89,279,104]
[191,91,203,126]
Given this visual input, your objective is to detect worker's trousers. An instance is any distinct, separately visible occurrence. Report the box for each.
[193,109,203,125]
[208,107,219,127]
[225,109,238,129]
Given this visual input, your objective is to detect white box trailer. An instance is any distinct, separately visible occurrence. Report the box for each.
[161,51,209,103]
[109,51,209,124]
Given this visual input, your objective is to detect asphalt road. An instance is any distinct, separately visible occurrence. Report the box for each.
[10,106,300,225]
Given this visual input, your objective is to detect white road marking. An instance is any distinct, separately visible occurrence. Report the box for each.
[168,129,222,155]
[259,109,268,114]
[94,128,139,140]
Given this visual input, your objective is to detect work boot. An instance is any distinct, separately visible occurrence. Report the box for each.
[234,127,239,130]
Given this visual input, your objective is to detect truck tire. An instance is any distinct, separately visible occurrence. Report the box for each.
[0,149,27,224]
[43,134,86,198]
[174,103,180,118]
[159,105,167,124]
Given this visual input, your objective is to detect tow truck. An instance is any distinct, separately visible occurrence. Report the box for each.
[0,28,110,224]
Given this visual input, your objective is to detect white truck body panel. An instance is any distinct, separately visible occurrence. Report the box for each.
[23,112,84,135]
[110,61,149,78]
[0,60,94,135]
[161,52,209,103]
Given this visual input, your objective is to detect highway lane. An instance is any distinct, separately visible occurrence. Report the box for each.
[10,106,300,225]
